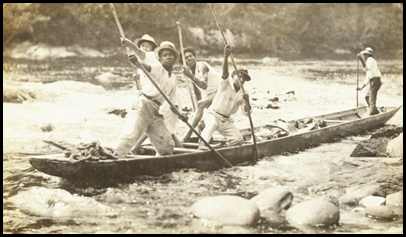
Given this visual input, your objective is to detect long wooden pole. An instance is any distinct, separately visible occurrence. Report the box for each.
[208,3,259,161]
[43,140,68,150]
[109,3,142,90]
[356,60,359,107]
[176,22,198,112]
[132,57,233,168]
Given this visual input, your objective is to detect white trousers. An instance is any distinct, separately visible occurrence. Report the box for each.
[115,97,174,157]
[159,101,179,135]
[199,110,243,148]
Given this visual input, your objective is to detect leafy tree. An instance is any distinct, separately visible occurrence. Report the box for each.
[3,3,403,59]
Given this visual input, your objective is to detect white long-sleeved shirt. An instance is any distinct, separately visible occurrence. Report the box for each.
[363,57,382,86]
[140,63,178,105]
[132,51,160,91]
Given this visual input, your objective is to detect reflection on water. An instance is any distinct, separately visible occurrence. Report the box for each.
[3,58,403,234]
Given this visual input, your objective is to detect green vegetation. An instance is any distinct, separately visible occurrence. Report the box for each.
[3,3,403,59]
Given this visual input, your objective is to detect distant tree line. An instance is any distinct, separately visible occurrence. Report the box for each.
[3,3,403,59]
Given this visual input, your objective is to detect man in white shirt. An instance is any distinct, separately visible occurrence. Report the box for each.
[122,34,159,91]
[357,47,382,115]
[122,36,183,152]
[198,45,252,150]
[114,41,180,158]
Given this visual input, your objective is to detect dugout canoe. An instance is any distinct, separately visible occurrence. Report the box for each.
[29,105,402,181]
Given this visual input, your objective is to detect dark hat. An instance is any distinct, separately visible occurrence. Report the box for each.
[154,41,179,60]
[183,47,197,57]
[232,68,251,81]
[134,34,158,50]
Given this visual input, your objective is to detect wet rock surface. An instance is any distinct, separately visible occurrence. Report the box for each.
[350,125,403,157]
[286,199,340,226]
[191,195,260,226]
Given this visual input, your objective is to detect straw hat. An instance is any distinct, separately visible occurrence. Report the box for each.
[360,47,374,56]
[134,34,158,49]
[154,41,179,59]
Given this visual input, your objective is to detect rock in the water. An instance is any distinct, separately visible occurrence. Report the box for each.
[3,89,36,103]
[249,187,293,213]
[351,143,376,157]
[40,123,55,132]
[386,133,403,158]
[286,199,339,226]
[350,138,389,157]
[266,103,280,109]
[370,125,403,139]
[359,196,386,208]
[268,96,279,102]
[191,195,260,226]
[339,184,382,206]
[386,191,403,207]
[364,206,395,220]
[9,187,116,217]
[351,125,403,157]
[108,108,127,118]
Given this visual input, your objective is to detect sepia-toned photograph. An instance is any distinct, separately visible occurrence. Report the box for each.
[3,3,403,234]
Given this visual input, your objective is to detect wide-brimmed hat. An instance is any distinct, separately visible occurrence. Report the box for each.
[154,41,179,59]
[183,47,197,57]
[360,47,374,56]
[134,34,158,50]
[232,68,251,81]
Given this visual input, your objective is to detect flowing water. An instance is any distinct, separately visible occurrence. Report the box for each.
[3,57,403,234]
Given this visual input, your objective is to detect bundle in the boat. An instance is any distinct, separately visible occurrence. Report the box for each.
[63,141,117,162]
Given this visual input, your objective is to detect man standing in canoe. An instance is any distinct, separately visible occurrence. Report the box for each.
[113,41,180,158]
[357,47,382,116]
[121,35,183,152]
[181,47,221,142]
[198,45,252,150]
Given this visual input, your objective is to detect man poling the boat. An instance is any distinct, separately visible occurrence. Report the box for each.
[356,47,382,116]
[121,34,159,92]
[180,46,221,143]
[112,41,180,158]
[198,45,253,151]
[208,3,259,161]
[121,35,184,152]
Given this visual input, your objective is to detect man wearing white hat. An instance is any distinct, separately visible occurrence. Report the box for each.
[134,34,158,53]
[122,34,159,65]
[122,35,183,152]
[121,34,160,95]
[357,47,382,115]
[113,41,180,157]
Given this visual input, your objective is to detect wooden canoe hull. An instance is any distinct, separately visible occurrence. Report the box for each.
[29,106,402,181]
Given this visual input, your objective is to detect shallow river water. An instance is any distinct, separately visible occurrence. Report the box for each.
[3,57,403,234]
